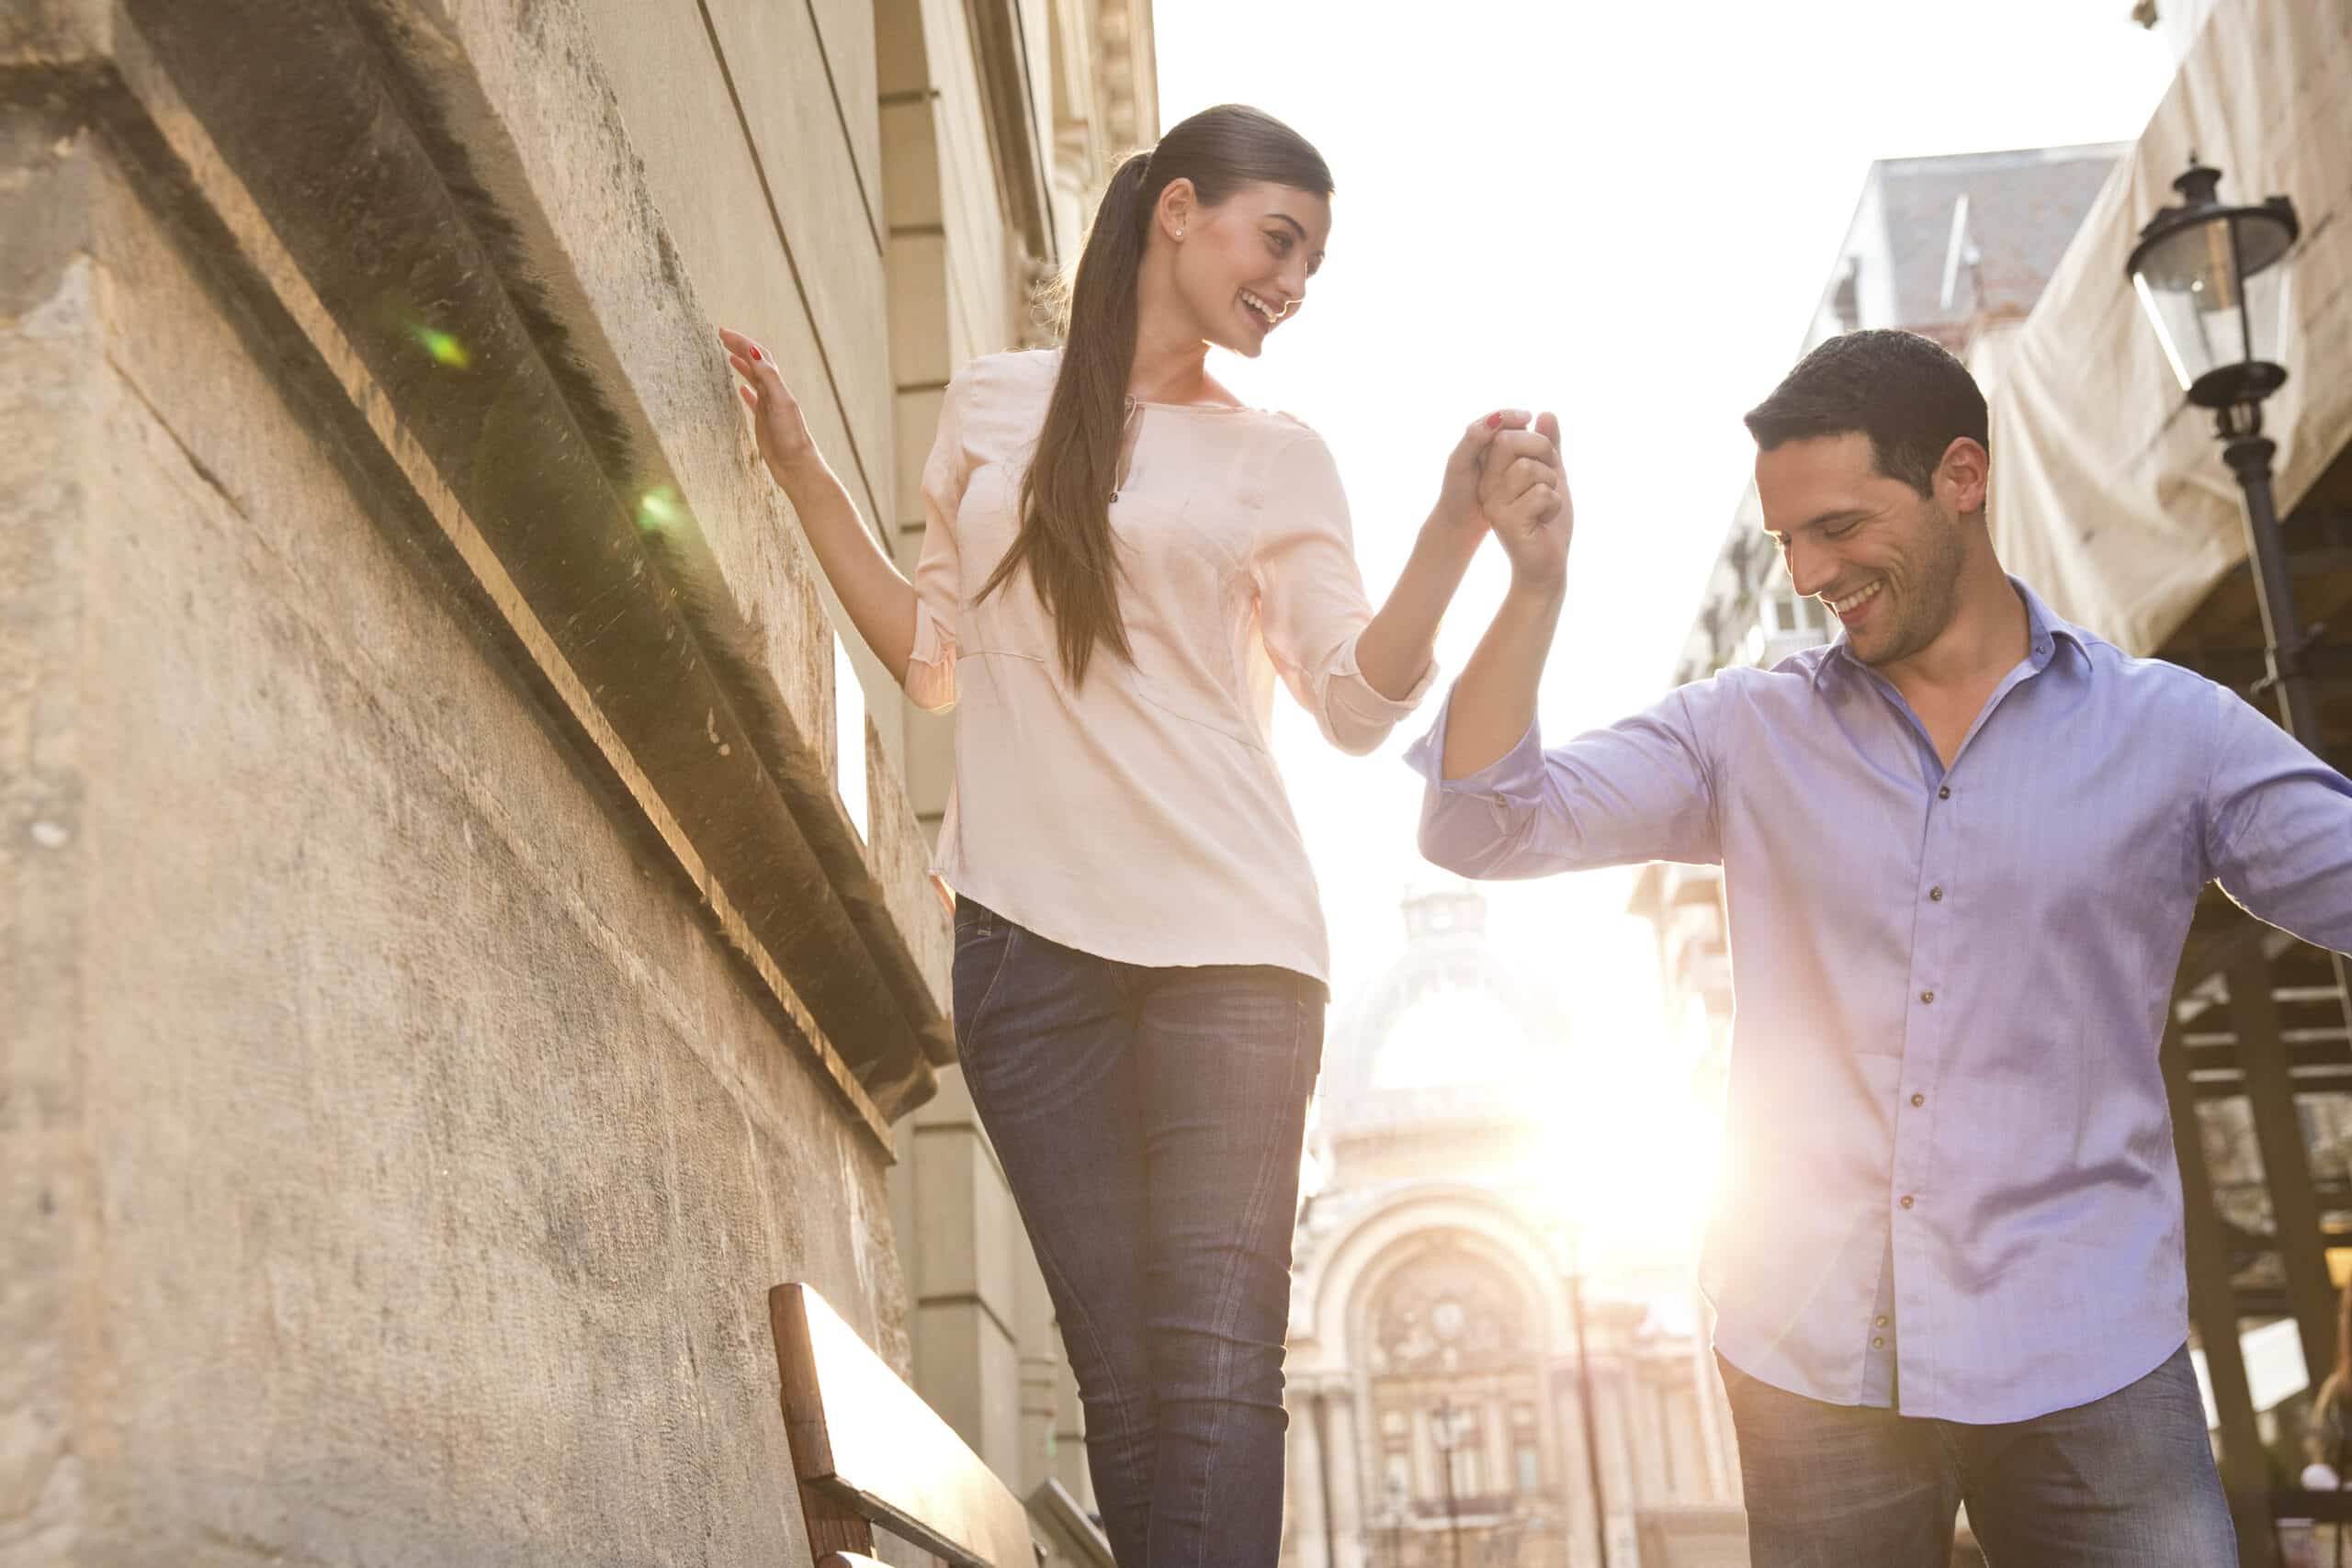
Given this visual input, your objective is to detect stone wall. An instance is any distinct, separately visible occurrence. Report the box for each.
[0,0,997,1561]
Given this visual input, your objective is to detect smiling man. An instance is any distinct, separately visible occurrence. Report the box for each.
[1415,328,2352,1564]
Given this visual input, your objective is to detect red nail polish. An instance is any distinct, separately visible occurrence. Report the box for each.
[1487,412,1502,429]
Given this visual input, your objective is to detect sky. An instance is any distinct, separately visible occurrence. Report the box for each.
[1151,0,2185,1254]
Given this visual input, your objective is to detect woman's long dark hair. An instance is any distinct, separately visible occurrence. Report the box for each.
[978,104,1332,687]
[2318,1281,2352,1462]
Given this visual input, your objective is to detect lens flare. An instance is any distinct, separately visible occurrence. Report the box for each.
[408,324,470,368]
[636,486,687,534]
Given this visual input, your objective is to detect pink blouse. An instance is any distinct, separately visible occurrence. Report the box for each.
[906,349,1433,982]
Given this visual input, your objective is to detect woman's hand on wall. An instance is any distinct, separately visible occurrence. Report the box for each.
[720,327,822,486]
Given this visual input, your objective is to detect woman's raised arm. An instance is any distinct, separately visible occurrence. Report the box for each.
[719,326,921,682]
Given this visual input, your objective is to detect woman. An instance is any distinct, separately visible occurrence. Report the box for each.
[719,103,1562,1566]
[2297,1280,2352,1566]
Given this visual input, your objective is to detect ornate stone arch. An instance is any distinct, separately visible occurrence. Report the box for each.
[1298,1184,1569,1374]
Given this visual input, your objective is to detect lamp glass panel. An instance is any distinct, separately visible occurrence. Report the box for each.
[2235,212,2295,367]
[2132,220,2245,389]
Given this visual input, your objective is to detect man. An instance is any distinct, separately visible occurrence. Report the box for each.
[1424,328,2352,1563]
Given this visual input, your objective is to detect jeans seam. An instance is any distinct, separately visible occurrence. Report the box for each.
[1179,977,1307,1568]
[955,923,1020,1057]
[956,940,1155,1521]
[1018,1186,1156,1510]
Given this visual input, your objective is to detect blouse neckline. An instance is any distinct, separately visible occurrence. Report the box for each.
[1128,397,1261,414]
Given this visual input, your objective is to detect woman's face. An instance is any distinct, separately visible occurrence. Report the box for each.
[1162,181,1330,358]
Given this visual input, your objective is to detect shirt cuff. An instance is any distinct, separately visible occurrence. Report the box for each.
[1326,648,1438,727]
[1307,632,1437,754]
[903,599,958,714]
[1403,686,1547,802]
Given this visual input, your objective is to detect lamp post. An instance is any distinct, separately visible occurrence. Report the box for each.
[2126,157,2352,1045]
[1430,1398,1466,1568]
[1557,1227,1613,1568]
[2125,155,2312,739]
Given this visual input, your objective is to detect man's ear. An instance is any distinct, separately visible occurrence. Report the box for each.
[1939,436,1989,516]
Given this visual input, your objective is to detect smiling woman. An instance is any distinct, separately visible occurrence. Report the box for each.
[718,99,1565,1568]
[989,106,1336,686]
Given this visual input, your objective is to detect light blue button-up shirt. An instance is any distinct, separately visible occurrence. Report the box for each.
[1409,581,2352,1423]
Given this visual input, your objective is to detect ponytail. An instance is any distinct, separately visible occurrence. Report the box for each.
[979,107,1332,689]
[979,152,1153,686]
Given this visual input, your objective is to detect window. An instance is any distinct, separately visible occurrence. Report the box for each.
[834,634,868,840]
[1832,257,1861,332]
[1446,1409,1485,1496]
[1510,1403,1541,1492]
[1384,1452,1412,1506]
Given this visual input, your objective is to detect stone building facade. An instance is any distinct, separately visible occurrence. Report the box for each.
[4,0,1147,1562]
[1281,887,1747,1568]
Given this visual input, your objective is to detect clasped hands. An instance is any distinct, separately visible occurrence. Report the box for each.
[1437,409,1572,592]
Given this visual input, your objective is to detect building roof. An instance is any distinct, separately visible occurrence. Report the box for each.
[1822,142,2129,346]
[1317,885,1569,1145]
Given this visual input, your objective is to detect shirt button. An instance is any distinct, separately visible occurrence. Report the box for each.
[1911,1093,1926,1108]
[1872,1337,1886,1348]
[1876,1315,1890,1327]
[1900,1195,1917,1210]
[1939,785,1951,800]
[1928,886,1945,902]
[1919,990,1936,1005]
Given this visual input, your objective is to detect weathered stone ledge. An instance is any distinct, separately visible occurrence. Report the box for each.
[7,0,955,1138]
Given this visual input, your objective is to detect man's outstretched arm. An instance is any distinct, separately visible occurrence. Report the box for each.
[1442,415,1570,779]
[1408,418,1723,881]
[2205,681,2352,953]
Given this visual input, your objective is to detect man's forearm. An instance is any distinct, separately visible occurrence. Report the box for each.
[1442,579,1563,779]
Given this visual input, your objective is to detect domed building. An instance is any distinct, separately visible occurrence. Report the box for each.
[1281,886,1747,1568]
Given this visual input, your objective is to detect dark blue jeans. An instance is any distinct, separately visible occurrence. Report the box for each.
[952,899,1323,1568]
[1721,1343,2235,1566]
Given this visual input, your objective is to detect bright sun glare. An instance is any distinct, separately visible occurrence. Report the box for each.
[1532,1000,1727,1278]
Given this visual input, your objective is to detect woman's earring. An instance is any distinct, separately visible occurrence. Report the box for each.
[1175,227,1184,241]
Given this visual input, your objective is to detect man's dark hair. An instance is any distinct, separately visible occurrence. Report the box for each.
[1743,329,1990,498]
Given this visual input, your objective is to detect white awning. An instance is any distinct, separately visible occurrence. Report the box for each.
[1979,0,2352,656]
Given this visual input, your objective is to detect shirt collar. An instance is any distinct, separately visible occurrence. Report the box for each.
[1814,574,2090,688]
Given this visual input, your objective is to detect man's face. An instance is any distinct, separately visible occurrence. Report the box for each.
[1755,432,1973,668]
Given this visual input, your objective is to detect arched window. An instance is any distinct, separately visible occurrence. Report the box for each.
[1360,1236,1550,1514]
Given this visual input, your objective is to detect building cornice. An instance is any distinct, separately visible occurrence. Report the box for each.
[40,0,955,1144]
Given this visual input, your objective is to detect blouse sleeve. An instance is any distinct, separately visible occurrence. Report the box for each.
[1251,426,1436,755]
[903,369,971,713]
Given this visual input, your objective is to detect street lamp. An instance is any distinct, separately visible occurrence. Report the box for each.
[1430,1398,1466,1568]
[1555,1228,1613,1568]
[2125,155,2313,740]
[2125,154,2352,1062]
